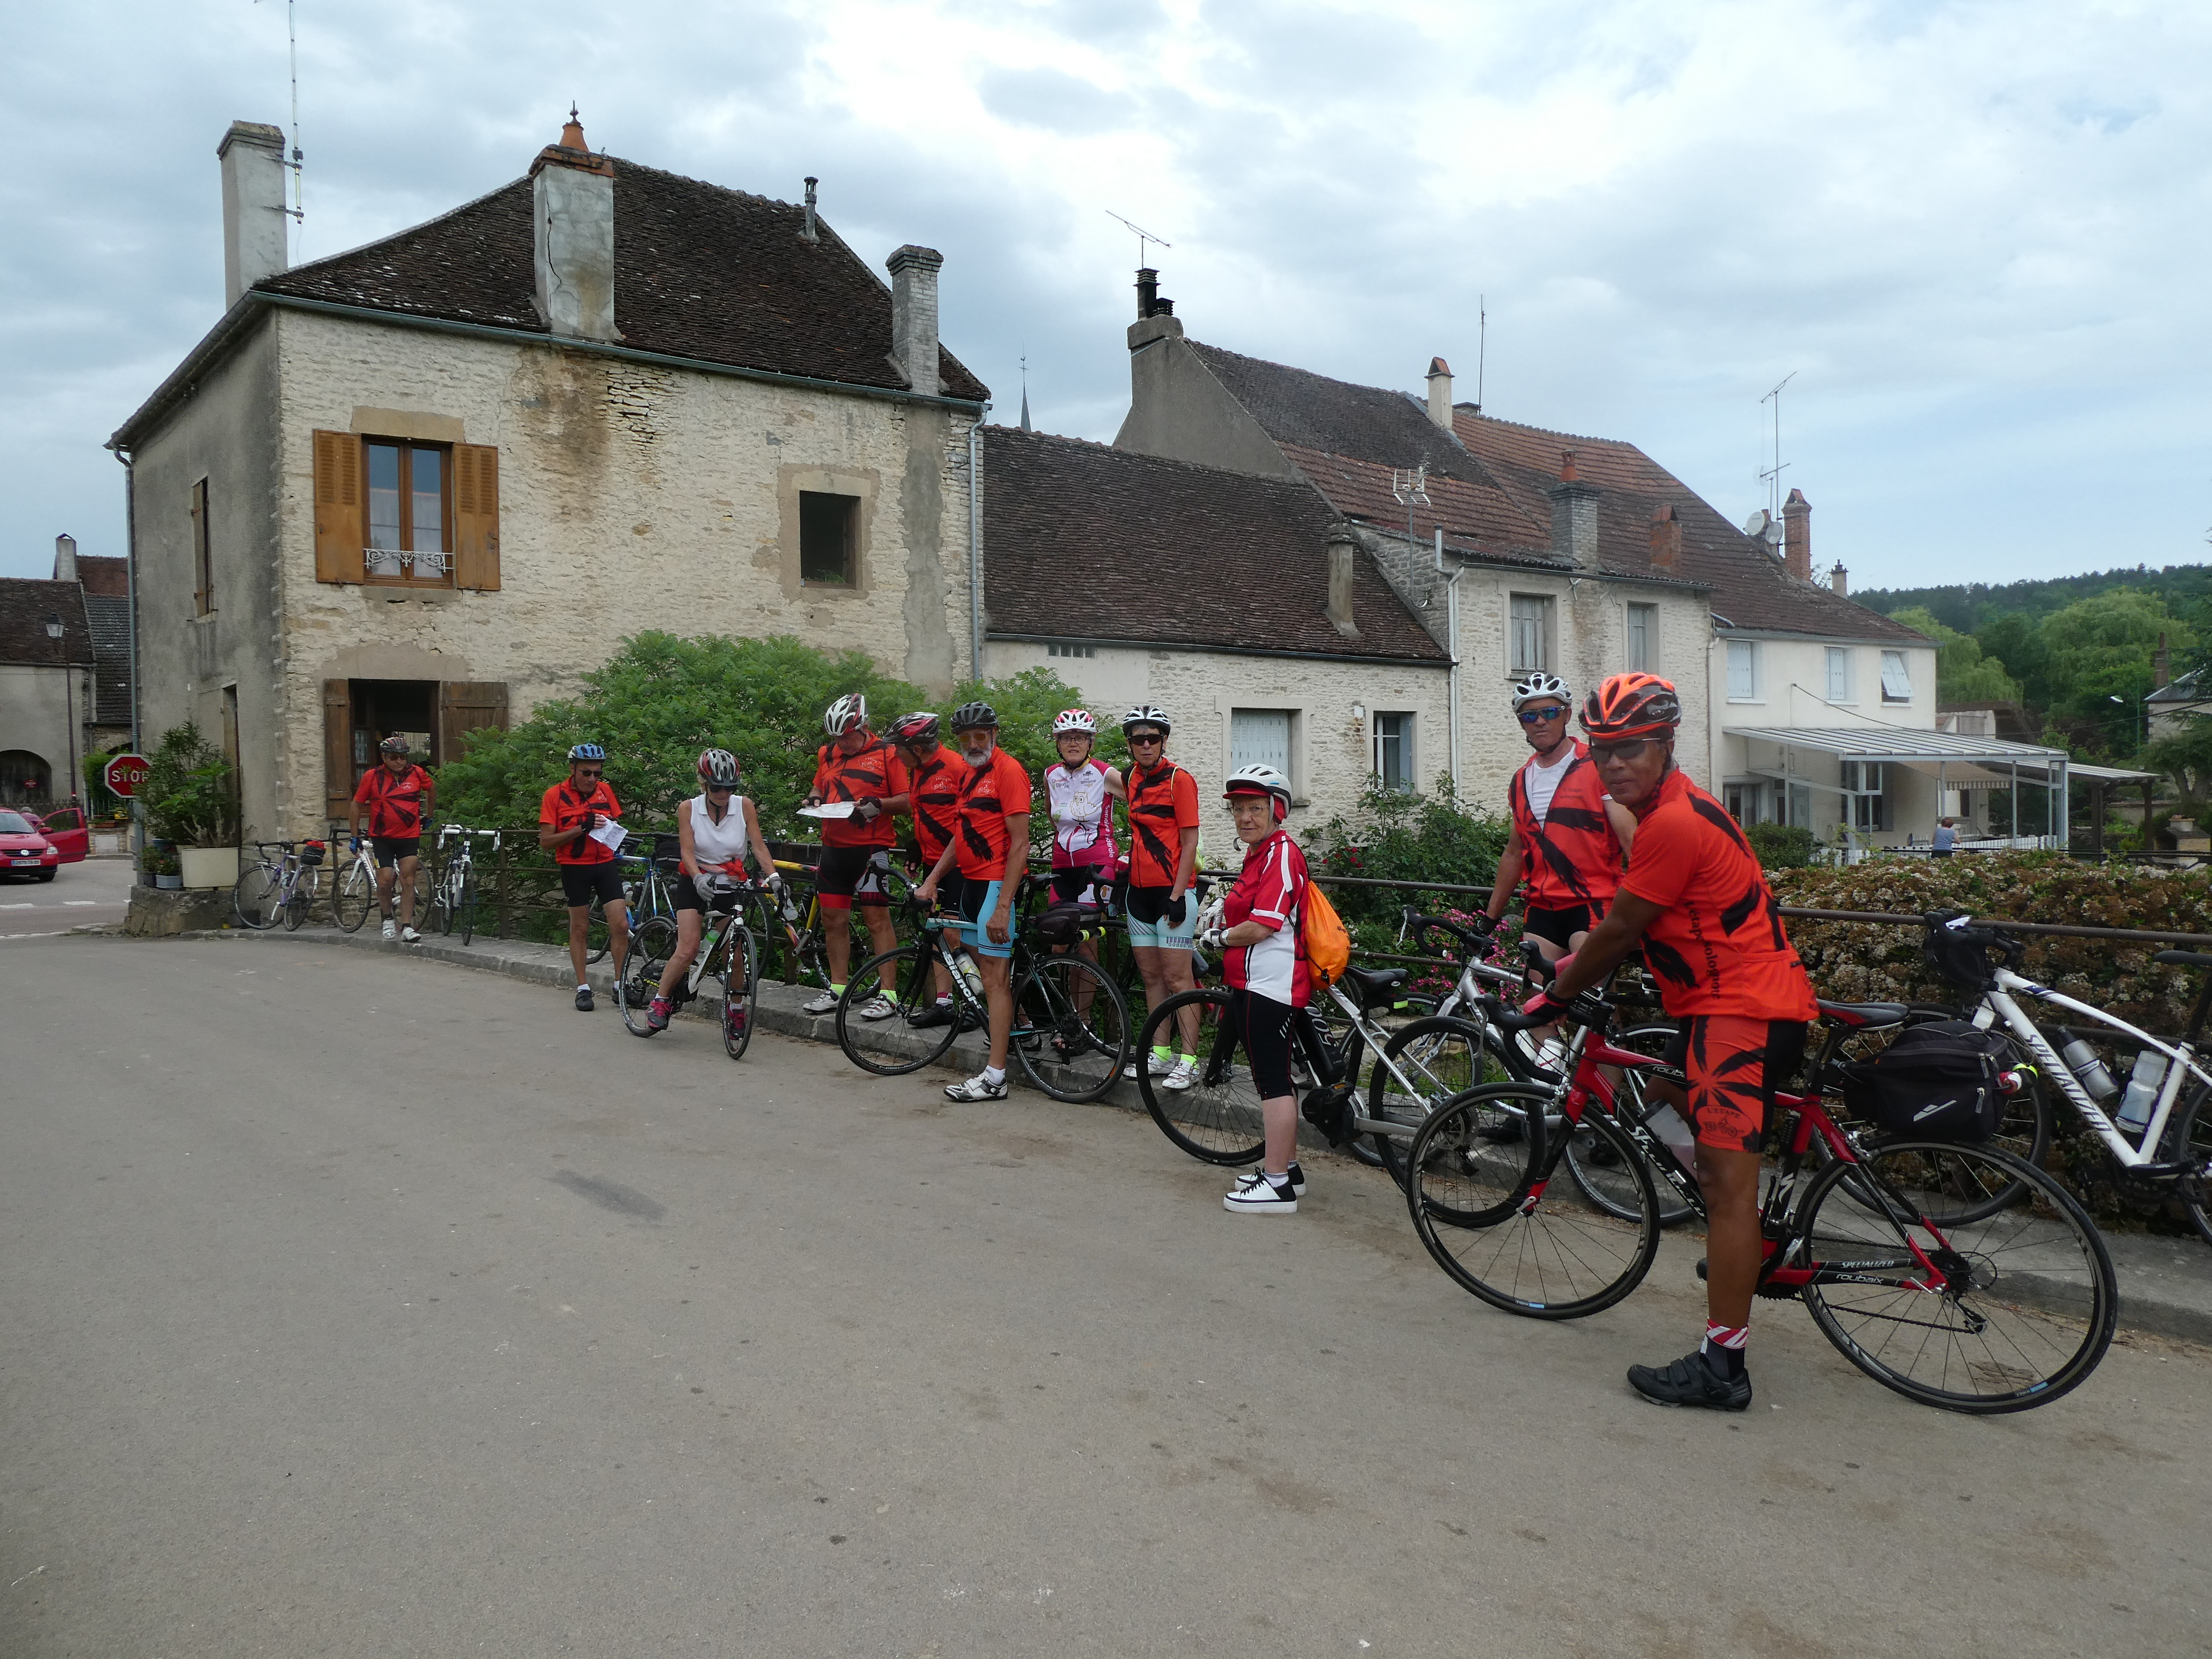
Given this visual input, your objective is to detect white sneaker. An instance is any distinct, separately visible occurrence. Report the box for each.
[400,925,421,944]
[1162,1056,1199,1092]
[1224,1170,1298,1214]
[943,1071,1009,1102]
[802,990,840,1015]
[381,919,397,941]
[857,995,899,1022]
[1123,1052,1175,1081]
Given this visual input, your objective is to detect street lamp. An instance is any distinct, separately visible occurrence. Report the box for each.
[44,613,76,813]
[2110,692,2146,751]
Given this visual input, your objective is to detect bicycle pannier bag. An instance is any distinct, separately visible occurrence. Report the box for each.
[299,839,326,867]
[1835,1020,2010,1142]
[1301,880,1351,987]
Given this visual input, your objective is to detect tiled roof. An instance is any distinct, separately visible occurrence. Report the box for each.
[83,594,133,724]
[0,581,94,668]
[257,158,988,402]
[982,427,1447,664]
[74,556,129,598]
[1451,409,1927,643]
[1274,443,1557,567]
[1189,343,1494,485]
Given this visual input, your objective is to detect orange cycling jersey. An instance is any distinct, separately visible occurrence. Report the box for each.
[354,763,433,840]
[1616,769,1817,1022]
[1508,741,1622,910]
[810,736,908,849]
[952,748,1033,881]
[1123,760,1199,889]
[905,746,962,864]
[540,779,622,867]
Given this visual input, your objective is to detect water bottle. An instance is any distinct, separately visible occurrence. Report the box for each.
[954,949,985,997]
[1643,1101,1698,1166]
[2116,1049,2166,1134]
[2057,1029,2118,1102]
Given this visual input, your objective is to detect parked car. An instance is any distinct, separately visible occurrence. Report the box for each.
[22,806,88,863]
[0,811,61,881]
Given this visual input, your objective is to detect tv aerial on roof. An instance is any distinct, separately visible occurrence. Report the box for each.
[1105,210,1173,267]
[1392,465,1430,507]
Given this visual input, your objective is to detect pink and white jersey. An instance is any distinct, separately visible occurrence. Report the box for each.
[1046,759,1119,869]
[1223,830,1311,1007]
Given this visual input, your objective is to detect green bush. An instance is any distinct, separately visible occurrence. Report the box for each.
[1744,822,1816,869]
[1306,774,1510,930]
[141,723,238,847]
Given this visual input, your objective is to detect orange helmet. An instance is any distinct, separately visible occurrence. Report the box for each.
[1580,672,1682,742]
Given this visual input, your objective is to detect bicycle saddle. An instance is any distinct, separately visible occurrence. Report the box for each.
[1344,965,1409,1006]
[1816,998,1909,1028]
[2154,949,2212,969]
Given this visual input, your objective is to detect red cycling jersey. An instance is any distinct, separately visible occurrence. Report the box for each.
[540,779,623,867]
[1123,760,1199,889]
[810,736,908,850]
[952,748,1034,881]
[1507,741,1622,911]
[1222,830,1312,1008]
[354,763,433,840]
[904,745,962,865]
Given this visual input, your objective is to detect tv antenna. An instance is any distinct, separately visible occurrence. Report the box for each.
[1392,464,1430,544]
[255,0,306,253]
[1475,294,1487,413]
[1759,370,1796,520]
[1105,210,1172,267]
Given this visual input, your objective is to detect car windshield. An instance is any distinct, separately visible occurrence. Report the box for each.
[0,812,35,834]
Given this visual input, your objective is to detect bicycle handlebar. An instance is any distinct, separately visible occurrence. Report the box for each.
[1400,908,1491,958]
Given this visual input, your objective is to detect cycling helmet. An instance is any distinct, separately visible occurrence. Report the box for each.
[378,735,412,757]
[1223,762,1294,824]
[1121,705,1172,736]
[1580,672,1682,742]
[568,742,606,762]
[1511,672,1572,712]
[950,700,999,731]
[887,710,941,745]
[1052,708,1099,736]
[697,748,740,786]
[824,693,868,737]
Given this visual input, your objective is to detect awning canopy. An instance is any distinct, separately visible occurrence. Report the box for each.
[1725,726,2069,767]
[1897,758,2012,790]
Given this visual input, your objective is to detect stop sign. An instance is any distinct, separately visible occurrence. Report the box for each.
[103,753,150,798]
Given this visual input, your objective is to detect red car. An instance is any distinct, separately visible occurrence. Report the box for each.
[22,807,89,863]
[0,810,61,882]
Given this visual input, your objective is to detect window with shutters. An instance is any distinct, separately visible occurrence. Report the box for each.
[314,430,500,591]
[1726,639,1758,701]
[1880,649,1913,703]
[1626,602,1656,672]
[364,439,453,586]
[1509,595,1551,673]
[189,477,213,616]
[1230,708,1296,795]
[1825,646,1855,703]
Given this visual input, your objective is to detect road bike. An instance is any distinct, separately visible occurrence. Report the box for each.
[1403,980,2116,1414]
[835,894,1131,1103]
[332,833,380,933]
[761,854,916,990]
[233,838,325,931]
[588,844,679,966]
[615,875,760,1060]
[425,826,500,945]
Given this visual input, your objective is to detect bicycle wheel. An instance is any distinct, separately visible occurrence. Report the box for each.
[334,862,373,933]
[1013,955,1129,1103]
[585,897,613,964]
[1563,1075,1699,1228]
[1368,1016,1517,1189]
[233,863,281,930]
[457,877,477,946]
[1405,1085,1660,1318]
[719,923,760,1062]
[1796,1140,2116,1413]
[617,927,669,1038]
[1138,989,1265,1165]
[835,943,959,1076]
[283,868,316,932]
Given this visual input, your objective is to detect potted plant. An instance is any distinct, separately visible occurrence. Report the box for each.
[144,844,182,889]
[143,722,242,889]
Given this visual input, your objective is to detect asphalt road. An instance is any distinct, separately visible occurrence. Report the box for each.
[3,935,2208,1657]
[0,855,134,937]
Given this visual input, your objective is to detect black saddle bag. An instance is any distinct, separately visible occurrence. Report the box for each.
[1835,1020,2010,1142]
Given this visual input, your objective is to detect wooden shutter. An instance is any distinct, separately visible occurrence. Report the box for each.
[453,443,501,591]
[312,430,361,584]
[437,681,509,765]
[323,678,354,824]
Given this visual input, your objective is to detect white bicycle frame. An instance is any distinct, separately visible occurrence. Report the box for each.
[433,825,500,909]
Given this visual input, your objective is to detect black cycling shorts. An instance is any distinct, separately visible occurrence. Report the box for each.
[560,862,626,908]
[816,845,892,908]
[1050,867,1108,907]
[1522,904,1592,951]
[371,836,420,869]
[1231,987,1300,1100]
[673,873,745,915]
[1124,884,1193,928]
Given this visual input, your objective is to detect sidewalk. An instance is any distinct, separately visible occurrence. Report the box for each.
[155,922,2212,1348]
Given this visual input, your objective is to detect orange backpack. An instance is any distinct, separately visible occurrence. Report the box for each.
[1301,879,1351,985]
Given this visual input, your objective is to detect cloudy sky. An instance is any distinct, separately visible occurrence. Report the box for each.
[4,0,2207,591]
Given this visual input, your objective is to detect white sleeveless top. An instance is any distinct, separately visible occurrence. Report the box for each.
[688,793,751,871]
[1047,760,1118,866]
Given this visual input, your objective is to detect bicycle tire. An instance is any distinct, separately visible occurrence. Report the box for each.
[835,943,959,1076]
[283,868,315,932]
[1013,955,1129,1103]
[1368,1016,1518,1190]
[233,863,281,930]
[1796,1139,2116,1413]
[334,863,373,933]
[458,877,477,947]
[585,896,613,965]
[1560,1031,1698,1227]
[720,922,760,1062]
[2161,1083,2212,1247]
[1405,1084,1660,1319]
[1137,988,1265,1165]
[617,932,666,1037]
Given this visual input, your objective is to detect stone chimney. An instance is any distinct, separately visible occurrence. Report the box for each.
[1547,450,1601,568]
[2157,631,2172,689]
[1648,505,1682,576]
[1425,357,1453,431]
[218,120,289,309]
[52,533,77,583]
[1781,487,1813,581]
[1325,526,1361,637]
[1830,561,1848,598]
[531,110,619,343]
[887,245,944,399]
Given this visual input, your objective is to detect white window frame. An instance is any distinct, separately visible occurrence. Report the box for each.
[1372,712,1415,794]
[1726,638,1758,701]
[1508,594,1551,675]
[1880,650,1913,703]
[1825,646,1855,704]
[1627,602,1658,673]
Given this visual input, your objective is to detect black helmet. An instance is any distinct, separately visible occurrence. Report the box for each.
[951,701,999,731]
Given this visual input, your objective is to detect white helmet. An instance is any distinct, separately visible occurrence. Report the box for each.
[1052,708,1099,736]
[1121,705,1172,736]
[824,693,868,736]
[1510,672,1572,713]
[1223,763,1294,823]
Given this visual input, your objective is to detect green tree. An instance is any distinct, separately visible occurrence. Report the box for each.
[2037,590,2192,756]
[1306,774,1511,931]
[2143,713,2212,800]
[1977,611,2051,710]
[1889,606,2023,704]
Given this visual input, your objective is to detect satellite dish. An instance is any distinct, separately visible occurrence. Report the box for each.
[1742,508,1770,538]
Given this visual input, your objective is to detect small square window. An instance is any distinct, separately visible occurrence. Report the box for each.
[1373,712,1415,793]
[1046,642,1096,659]
[799,492,859,586]
[1627,603,1657,672]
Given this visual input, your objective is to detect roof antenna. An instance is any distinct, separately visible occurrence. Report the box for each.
[255,0,306,255]
[1019,351,1031,432]
[1392,463,1430,546]
[801,176,818,243]
[1760,370,1797,521]
[1474,294,1486,415]
[1105,209,1172,268]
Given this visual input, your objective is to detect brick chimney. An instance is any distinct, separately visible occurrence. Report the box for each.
[1425,357,1453,431]
[1548,450,1601,568]
[1830,561,1848,597]
[1325,526,1360,637]
[887,245,944,398]
[531,109,618,343]
[1781,487,1813,581]
[1648,504,1682,576]
[52,533,78,583]
[2157,631,2172,689]
[218,120,289,309]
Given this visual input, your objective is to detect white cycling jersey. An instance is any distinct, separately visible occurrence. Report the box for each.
[1046,760,1118,866]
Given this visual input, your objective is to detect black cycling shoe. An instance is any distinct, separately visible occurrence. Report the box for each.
[909,1002,955,1029]
[574,987,595,1012]
[1627,1349,1752,1412]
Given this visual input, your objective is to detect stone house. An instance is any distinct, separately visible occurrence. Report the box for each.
[0,579,95,808]
[110,115,989,838]
[979,426,1451,846]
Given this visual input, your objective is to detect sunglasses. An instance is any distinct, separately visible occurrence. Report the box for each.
[575,768,604,780]
[1587,739,1653,763]
[1127,732,1165,745]
[1516,707,1567,725]
[704,783,735,794]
